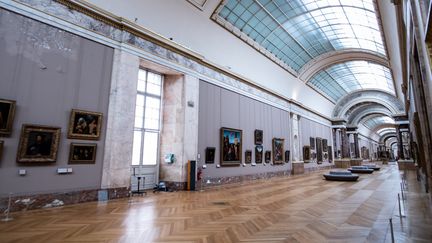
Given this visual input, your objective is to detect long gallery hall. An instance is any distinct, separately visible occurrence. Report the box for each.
[1,0,432,242]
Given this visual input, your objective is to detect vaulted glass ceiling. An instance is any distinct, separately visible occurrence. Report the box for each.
[217,0,386,72]
[308,61,395,102]
[363,116,395,130]
[377,127,396,136]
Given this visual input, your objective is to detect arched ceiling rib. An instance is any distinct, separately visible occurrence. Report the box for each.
[333,90,404,118]
[377,127,396,136]
[298,49,389,81]
[347,103,393,125]
[214,0,387,73]
[359,114,395,130]
[308,60,395,102]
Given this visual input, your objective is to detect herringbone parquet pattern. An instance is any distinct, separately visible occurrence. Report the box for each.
[0,164,431,242]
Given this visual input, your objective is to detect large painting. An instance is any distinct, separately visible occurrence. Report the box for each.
[272,138,284,164]
[69,143,97,164]
[0,99,16,136]
[68,109,102,140]
[17,124,61,163]
[255,145,263,163]
[220,127,242,166]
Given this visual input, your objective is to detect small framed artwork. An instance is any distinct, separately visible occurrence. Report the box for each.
[69,143,97,164]
[205,147,216,164]
[265,150,271,163]
[285,150,290,163]
[0,140,3,160]
[0,99,16,136]
[68,109,102,140]
[17,124,61,163]
[220,127,242,166]
[272,138,284,164]
[322,139,328,152]
[303,145,311,161]
[310,137,315,150]
[255,145,263,163]
[254,129,263,145]
[245,150,252,163]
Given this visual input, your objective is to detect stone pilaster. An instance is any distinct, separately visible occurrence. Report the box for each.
[101,49,139,189]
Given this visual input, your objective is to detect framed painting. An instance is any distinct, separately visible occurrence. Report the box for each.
[322,139,328,152]
[310,137,315,150]
[303,145,311,162]
[69,143,97,164]
[254,129,263,145]
[285,150,290,163]
[0,140,3,161]
[245,150,252,163]
[220,127,242,166]
[255,145,263,163]
[272,138,284,164]
[68,109,102,140]
[265,150,271,163]
[205,147,216,164]
[17,124,61,163]
[0,99,16,136]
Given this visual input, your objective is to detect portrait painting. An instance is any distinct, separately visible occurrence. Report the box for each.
[255,145,263,163]
[17,124,61,163]
[245,150,252,163]
[272,138,284,164]
[0,99,16,136]
[265,151,271,163]
[205,147,216,164]
[68,109,102,140]
[69,143,97,164]
[254,129,263,145]
[220,127,242,166]
[285,150,290,163]
[310,137,315,150]
[328,146,333,161]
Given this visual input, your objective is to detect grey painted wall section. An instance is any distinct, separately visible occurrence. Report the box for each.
[300,118,332,148]
[198,81,291,178]
[0,10,113,195]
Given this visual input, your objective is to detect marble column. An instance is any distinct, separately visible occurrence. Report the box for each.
[332,128,337,158]
[101,49,139,189]
[354,133,360,158]
[341,128,350,158]
[159,74,199,189]
[291,114,301,162]
[397,125,405,160]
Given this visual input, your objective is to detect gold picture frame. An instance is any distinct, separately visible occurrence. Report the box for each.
[272,138,284,164]
[17,124,61,163]
[68,109,102,140]
[69,143,97,164]
[220,127,242,166]
[0,99,16,136]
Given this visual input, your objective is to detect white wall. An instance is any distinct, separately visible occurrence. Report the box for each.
[85,0,335,117]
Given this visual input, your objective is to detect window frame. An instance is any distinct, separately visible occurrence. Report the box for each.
[132,68,164,166]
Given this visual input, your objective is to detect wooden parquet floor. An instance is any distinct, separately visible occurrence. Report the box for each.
[1,164,431,243]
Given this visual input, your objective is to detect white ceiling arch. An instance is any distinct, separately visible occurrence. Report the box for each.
[333,90,404,118]
[298,49,389,81]
[347,104,393,126]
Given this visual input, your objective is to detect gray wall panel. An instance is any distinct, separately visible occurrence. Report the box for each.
[0,10,113,196]
[198,81,291,178]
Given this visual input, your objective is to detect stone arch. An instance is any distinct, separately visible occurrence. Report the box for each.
[299,49,389,82]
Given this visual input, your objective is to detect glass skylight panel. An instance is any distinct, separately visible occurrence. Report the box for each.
[217,0,386,72]
[309,61,395,102]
